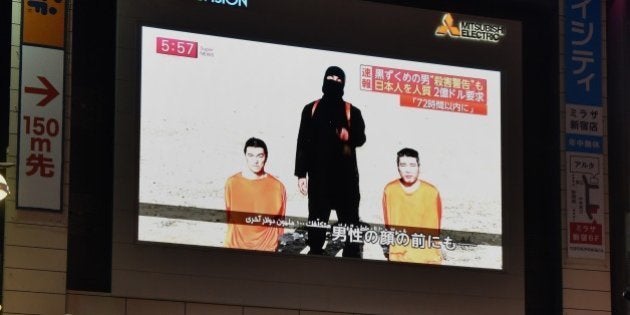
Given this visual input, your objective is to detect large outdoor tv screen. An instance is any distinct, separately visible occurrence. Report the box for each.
[138,25,503,269]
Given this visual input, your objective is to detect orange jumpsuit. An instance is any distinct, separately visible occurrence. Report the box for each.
[224,173,286,251]
[382,179,442,264]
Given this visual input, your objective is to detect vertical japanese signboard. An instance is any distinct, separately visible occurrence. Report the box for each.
[18,0,66,210]
[564,0,604,259]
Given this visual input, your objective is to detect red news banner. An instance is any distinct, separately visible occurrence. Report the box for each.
[360,65,488,115]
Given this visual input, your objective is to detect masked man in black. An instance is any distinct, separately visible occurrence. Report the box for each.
[295,66,366,257]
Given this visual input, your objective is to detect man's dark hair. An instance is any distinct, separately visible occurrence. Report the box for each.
[397,147,419,165]
[243,137,268,157]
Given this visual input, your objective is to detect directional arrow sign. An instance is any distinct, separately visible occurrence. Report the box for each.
[18,45,64,211]
[25,76,59,107]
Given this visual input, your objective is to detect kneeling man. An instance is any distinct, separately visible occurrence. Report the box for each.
[224,137,286,251]
[382,148,442,264]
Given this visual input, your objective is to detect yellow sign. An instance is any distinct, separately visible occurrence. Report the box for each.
[22,0,66,48]
[435,13,461,37]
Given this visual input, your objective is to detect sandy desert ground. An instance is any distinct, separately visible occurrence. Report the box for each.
[138,202,502,269]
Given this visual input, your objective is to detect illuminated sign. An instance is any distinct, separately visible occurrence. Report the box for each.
[564,0,604,260]
[197,0,248,8]
[19,0,66,211]
[138,26,504,270]
[18,45,64,210]
[22,0,66,48]
[436,13,506,43]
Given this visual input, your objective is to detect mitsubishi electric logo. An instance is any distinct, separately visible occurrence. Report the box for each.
[198,0,248,8]
[435,13,506,43]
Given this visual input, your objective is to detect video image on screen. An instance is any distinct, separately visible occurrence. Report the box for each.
[138,26,503,269]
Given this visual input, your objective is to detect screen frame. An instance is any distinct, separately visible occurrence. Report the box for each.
[112,0,526,312]
[135,23,507,271]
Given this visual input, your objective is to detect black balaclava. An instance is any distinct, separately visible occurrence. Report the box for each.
[322,66,345,99]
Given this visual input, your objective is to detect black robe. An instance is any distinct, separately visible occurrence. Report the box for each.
[294,97,366,208]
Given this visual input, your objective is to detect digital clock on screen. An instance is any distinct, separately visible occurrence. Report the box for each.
[156,37,198,58]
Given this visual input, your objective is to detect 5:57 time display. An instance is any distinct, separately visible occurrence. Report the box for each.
[156,37,198,58]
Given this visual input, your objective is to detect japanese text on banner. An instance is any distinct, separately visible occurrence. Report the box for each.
[566,153,605,259]
[564,0,601,106]
[360,65,488,115]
